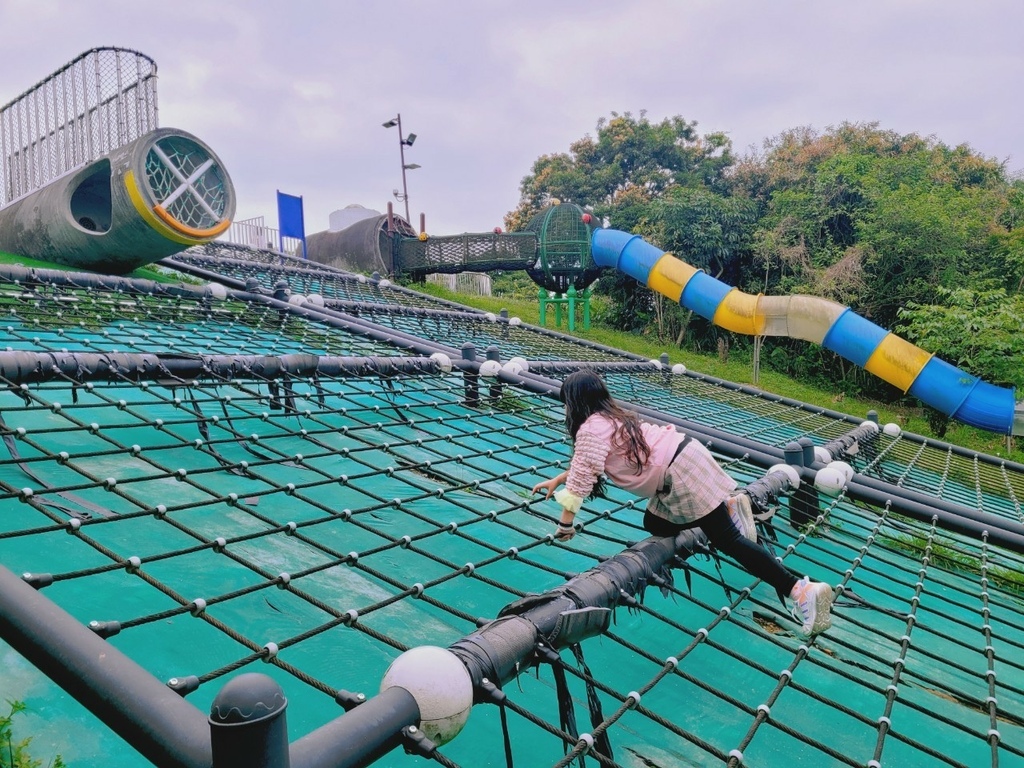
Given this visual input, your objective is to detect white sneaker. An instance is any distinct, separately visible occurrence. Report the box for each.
[790,577,834,636]
[725,493,757,542]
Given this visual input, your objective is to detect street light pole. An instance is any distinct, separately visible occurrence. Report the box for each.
[382,114,419,224]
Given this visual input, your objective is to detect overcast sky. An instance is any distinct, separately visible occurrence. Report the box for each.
[1,0,1021,237]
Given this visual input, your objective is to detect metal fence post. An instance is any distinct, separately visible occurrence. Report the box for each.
[461,343,478,407]
[486,345,502,403]
[209,673,290,768]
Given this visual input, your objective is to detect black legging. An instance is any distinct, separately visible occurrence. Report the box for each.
[644,502,798,600]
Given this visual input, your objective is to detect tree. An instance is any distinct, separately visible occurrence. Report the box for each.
[507,112,741,338]
[1,701,66,768]
[734,123,1019,397]
[898,285,1024,390]
[992,177,1024,291]
[506,111,733,231]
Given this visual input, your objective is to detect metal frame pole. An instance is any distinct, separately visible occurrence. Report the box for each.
[0,566,212,768]
[396,114,411,223]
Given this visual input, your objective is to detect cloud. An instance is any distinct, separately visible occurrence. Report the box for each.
[1,0,1021,236]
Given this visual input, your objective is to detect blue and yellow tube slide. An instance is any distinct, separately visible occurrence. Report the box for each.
[592,229,1024,436]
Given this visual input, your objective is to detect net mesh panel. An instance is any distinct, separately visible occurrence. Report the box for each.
[396,232,537,275]
[523,204,603,293]
[390,205,603,293]
[1,252,1023,768]
[175,244,469,310]
[0,47,158,206]
[145,136,228,229]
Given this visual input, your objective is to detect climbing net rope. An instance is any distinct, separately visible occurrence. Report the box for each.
[0,256,1022,767]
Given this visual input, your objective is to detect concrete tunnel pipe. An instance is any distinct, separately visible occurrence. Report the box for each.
[0,127,235,274]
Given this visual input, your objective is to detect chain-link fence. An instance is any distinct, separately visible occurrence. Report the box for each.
[0,47,158,207]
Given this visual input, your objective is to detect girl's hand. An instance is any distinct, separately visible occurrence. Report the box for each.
[532,477,562,500]
[554,522,576,541]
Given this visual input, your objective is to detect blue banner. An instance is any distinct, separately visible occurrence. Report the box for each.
[276,191,307,258]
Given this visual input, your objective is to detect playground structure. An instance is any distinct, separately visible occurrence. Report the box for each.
[0,49,1023,768]
[0,250,1022,768]
[308,200,1022,436]
[590,228,1024,436]
[307,202,600,331]
[0,48,235,273]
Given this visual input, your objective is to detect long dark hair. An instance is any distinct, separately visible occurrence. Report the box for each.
[560,371,651,497]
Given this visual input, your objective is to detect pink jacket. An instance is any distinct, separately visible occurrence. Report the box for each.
[555,413,736,523]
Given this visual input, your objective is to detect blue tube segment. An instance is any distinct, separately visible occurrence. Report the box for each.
[953,379,1016,434]
[821,309,888,367]
[591,228,665,283]
[908,357,979,417]
[680,272,732,321]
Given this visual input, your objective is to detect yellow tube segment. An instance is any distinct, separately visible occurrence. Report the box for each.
[864,333,934,393]
[713,288,767,336]
[646,254,699,303]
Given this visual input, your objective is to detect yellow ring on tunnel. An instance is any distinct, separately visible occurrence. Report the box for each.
[124,170,201,246]
[152,204,231,239]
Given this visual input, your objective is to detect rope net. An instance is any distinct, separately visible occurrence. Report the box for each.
[0,251,1022,768]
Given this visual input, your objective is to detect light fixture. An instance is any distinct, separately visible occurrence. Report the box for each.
[381,119,398,128]
[404,163,421,170]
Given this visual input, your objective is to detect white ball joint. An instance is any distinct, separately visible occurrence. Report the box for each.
[379,646,473,746]
[828,460,855,484]
[766,464,801,490]
[478,359,502,378]
[814,465,847,496]
[429,352,453,373]
[503,356,530,376]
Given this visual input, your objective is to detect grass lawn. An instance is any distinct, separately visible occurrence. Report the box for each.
[0,250,200,285]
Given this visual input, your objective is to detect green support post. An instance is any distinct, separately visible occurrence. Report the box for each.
[538,286,593,331]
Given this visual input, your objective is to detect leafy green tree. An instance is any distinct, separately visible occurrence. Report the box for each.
[992,177,1024,291]
[898,285,1024,390]
[508,112,742,338]
[897,284,1024,435]
[854,147,1008,325]
[506,111,733,231]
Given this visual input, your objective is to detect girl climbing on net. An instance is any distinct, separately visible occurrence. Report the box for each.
[532,370,834,637]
